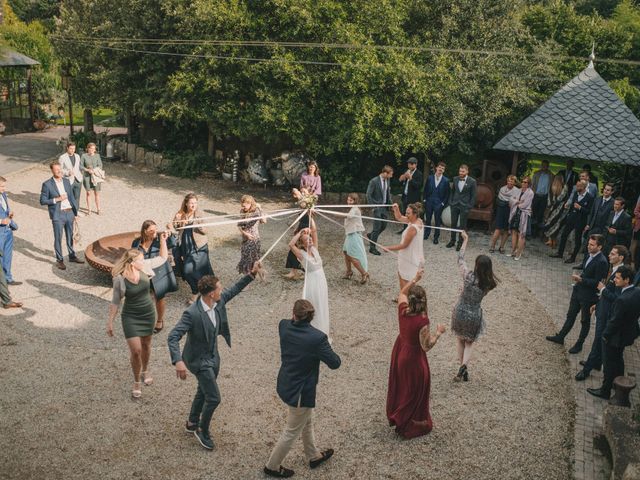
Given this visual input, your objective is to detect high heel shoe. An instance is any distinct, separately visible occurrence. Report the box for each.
[153,320,164,334]
[454,364,467,382]
[360,273,370,284]
[141,371,153,386]
[342,271,354,280]
[132,381,142,398]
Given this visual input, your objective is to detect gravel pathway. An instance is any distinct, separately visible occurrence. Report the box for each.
[1,163,573,480]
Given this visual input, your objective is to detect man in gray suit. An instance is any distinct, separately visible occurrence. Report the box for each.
[366,165,394,256]
[168,262,260,450]
[446,164,477,251]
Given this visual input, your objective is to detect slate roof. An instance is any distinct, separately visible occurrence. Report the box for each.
[0,48,39,68]
[494,63,640,166]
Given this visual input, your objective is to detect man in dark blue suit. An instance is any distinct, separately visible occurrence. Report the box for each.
[423,161,449,244]
[0,176,20,285]
[264,299,341,478]
[588,266,640,400]
[546,234,609,353]
[168,265,259,450]
[575,245,628,381]
[39,161,83,270]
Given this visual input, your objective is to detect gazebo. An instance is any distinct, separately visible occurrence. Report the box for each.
[0,47,39,133]
[493,57,640,182]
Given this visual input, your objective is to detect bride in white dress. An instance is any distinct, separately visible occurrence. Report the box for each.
[383,202,425,290]
[288,216,330,337]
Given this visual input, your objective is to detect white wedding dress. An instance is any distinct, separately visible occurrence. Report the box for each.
[301,246,330,337]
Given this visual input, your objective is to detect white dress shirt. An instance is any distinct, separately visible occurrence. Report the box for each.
[380,176,388,204]
[457,178,466,192]
[54,178,72,210]
[612,211,622,225]
[0,194,7,212]
[434,175,442,188]
[200,298,217,329]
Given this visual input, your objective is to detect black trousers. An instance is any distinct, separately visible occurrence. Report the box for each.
[189,364,221,434]
[557,221,584,259]
[449,205,469,245]
[583,311,608,372]
[369,209,389,250]
[532,194,547,234]
[558,291,594,345]
[601,343,625,395]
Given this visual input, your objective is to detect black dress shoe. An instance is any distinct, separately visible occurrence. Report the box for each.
[455,244,462,251]
[433,238,439,245]
[587,387,610,400]
[575,370,590,381]
[310,449,334,469]
[579,360,601,371]
[194,429,214,450]
[545,335,564,345]
[445,241,455,248]
[264,466,294,478]
[564,257,575,264]
[568,343,583,354]
[549,253,562,258]
[369,249,381,256]
[7,281,22,286]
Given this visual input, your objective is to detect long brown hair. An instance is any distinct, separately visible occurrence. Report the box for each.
[406,285,427,316]
[112,249,142,277]
[306,161,320,176]
[137,220,157,243]
[551,174,564,197]
[179,193,198,217]
[474,255,498,292]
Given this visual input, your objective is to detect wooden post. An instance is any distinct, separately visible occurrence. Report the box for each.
[511,152,519,175]
[27,68,34,127]
[481,158,488,183]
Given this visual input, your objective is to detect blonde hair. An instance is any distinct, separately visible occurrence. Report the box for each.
[240,195,258,214]
[506,174,517,183]
[112,249,142,277]
[86,142,97,152]
[551,174,564,197]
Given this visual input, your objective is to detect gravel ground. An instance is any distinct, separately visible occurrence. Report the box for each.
[1,163,573,480]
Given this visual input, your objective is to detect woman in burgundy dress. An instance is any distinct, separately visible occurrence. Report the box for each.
[386,269,446,439]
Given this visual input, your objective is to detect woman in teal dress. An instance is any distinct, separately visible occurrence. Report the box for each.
[342,193,369,284]
[107,232,169,398]
[80,142,104,215]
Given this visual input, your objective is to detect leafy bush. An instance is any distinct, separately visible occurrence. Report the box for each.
[69,130,96,150]
[162,149,211,179]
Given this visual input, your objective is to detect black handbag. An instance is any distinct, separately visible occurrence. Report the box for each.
[151,259,178,299]
[510,208,522,230]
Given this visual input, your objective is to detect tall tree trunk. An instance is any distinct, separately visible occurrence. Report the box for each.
[207,121,216,168]
[83,108,94,133]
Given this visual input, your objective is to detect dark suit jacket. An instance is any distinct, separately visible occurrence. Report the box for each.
[574,252,609,304]
[167,274,253,373]
[595,267,621,322]
[366,175,392,215]
[587,197,614,234]
[449,176,477,211]
[401,169,423,204]
[605,211,632,248]
[634,270,640,288]
[39,177,78,220]
[276,319,341,408]
[0,192,17,231]
[602,287,640,348]
[423,174,450,208]
[565,191,593,230]
[557,168,577,187]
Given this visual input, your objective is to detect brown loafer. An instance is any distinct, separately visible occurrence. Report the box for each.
[56,261,67,270]
[3,301,23,309]
[309,449,334,469]
[69,256,85,264]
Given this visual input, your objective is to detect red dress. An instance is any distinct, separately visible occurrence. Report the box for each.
[386,302,432,438]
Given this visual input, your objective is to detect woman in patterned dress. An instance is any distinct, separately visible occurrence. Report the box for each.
[237,195,265,274]
[451,231,498,382]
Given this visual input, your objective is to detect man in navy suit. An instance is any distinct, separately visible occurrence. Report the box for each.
[0,176,20,285]
[264,299,341,478]
[547,234,609,353]
[397,157,423,234]
[39,161,84,270]
[575,245,628,381]
[168,265,259,450]
[588,266,640,400]
[423,161,449,244]
[550,179,593,263]
[604,197,632,254]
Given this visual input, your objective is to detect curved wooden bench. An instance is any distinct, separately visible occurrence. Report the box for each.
[85,232,138,274]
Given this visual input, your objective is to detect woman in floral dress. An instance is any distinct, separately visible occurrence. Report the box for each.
[238,195,265,274]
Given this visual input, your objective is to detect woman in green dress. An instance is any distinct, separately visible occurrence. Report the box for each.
[107,232,169,398]
[80,142,104,215]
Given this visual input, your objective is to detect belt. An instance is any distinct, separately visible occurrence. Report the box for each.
[61,208,73,212]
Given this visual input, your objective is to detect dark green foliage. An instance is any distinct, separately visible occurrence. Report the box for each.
[162,149,211,179]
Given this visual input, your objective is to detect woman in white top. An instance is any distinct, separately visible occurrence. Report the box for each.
[383,202,425,290]
[489,175,520,253]
[342,192,369,284]
[288,216,330,337]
